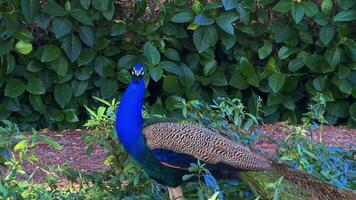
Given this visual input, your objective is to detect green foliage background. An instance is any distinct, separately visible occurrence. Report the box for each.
[0,0,355,129]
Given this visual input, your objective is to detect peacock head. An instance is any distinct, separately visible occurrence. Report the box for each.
[132,63,144,79]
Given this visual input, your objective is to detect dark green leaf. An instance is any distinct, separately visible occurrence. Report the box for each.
[92,0,109,11]
[70,9,93,26]
[41,45,61,62]
[258,40,272,59]
[325,48,341,68]
[42,1,65,16]
[194,14,214,25]
[302,2,319,17]
[29,95,46,113]
[80,0,91,9]
[319,25,335,45]
[171,11,194,23]
[26,78,45,95]
[52,18,72,38]
[111,23,126,36]
[144,42,161,65]
[62,34,81,62]
[178,64,195,88]
[230,72,249,89]
[222,0,239,10]
[164,48,180,62]
[5,53,15,75]
[288,58,304,72]
[159,61,181,75]
[268,73,286,93]
[79,26,95,47]
[203,60,217,76]
[54,84,72,108]
[78,48,96,66]
[239,57,255,78]
[193,26,218,53]
[216,12,239,34]
[21,0,40,22]
[333,10,356,22]
[149,67,163,82]
[66,111,79,122]
[5,79,25,98]
[100,79,118,99]
[291,3,304,24]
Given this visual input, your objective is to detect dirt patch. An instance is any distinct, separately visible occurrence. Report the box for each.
[3,124,355,184]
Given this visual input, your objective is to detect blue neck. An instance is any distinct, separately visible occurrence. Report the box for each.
[115,79,146,159]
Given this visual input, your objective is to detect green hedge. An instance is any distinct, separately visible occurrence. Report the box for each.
[0,0,355,129]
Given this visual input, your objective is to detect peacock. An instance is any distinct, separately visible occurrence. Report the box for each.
[115,64,355,200]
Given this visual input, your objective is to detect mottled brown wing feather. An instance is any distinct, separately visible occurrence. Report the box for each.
[143,122,272,171]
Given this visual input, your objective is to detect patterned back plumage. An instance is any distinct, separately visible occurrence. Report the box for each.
[143,122,272,171]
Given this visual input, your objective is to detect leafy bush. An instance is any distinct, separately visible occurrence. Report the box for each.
[0,0,355,129]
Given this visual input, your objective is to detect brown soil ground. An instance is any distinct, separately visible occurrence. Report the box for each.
[2,124,356,186]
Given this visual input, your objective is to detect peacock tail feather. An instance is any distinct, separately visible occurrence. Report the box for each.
[141,117,356,200]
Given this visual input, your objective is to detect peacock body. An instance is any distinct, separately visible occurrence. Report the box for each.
[115,64,356,200]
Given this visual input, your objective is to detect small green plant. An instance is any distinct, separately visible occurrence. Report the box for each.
[0,120,62,199]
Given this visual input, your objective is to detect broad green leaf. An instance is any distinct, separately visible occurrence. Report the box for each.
[278,46,291,59]
[62,34,82,62]
[100,79,118,99]
[21,0,40,22]
[51,55,69,76]
[144,42,161,65]
[258,40,272,59]
[291,3,304,24]
[52,18,72,38]
[0,40,13,56]
[216,12,239,34]
[32,134,62,150]
[230,72,249,89]
[79,26,95,47]
[193,26,218,53]
[80,0,91,9]
[42,1,65,16]
[149,67,163,82]
[103,2,115,20]
[302,2,319,17]
[239,57,255,78]
[333,10,356,22]
[111,23,126,36]
[194,14,214,25]
[319,25,335,45]
[221,0,239,10]
[203,60,217,76]
[5,53,15,75]
[159,61,181,75]
[41,45,61,62]
[271,20,292,43]
[210,71,228,86]
[5,79,25,98]
[66,111,79,122]
[26,78,45,95]
[73,81,88,97]
[78,48,96,66]
[329,101,349,118]
[171,11,194,23]
[179,64,195,88]
[273,0,291,13]
[164,48,180,62]
[117,55,136,70]
[220,31,236,50]
[92,0,109,11]
[332,77,352,94]
[313,76,327,91]
[268,73,286,93]
[27,60,44,72]
[54,84,72,108]
[95,56,114,77]
[70,9,93,25]
[163,75,184,95]
[29,95,46,113]
[325,48,341,68]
